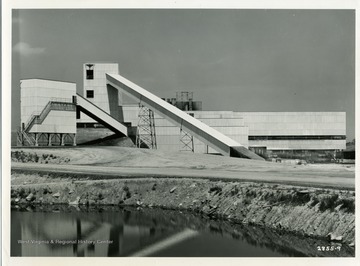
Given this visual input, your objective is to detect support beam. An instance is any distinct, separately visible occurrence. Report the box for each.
[106,73,264,160]
[34,133,39,146]
[73,134,77,146]
[47,133,52,146]
[60,134,65,146]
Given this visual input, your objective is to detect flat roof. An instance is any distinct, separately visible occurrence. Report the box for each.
[20,78,76,84]
[83,62,118,65]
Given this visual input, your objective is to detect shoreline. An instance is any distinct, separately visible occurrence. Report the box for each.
[11,171,355,246]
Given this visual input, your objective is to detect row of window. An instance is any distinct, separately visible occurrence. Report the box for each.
[249,135,346,140]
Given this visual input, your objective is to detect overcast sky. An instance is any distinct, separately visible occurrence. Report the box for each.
[11,9,355,139]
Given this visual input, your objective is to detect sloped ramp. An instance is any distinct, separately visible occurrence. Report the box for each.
[75,93,128,136]
[106,73,263,160]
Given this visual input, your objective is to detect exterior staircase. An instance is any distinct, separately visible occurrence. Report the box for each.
[18,100,76,146]
[23,101,76,133]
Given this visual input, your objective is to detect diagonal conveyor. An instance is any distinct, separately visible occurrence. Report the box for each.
[106,73,263,160]
[75,93,128,136]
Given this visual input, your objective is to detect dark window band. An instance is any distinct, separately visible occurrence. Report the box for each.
[249,135,346,141]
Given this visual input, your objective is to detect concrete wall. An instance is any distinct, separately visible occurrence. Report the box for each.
[30,110,75,134]
[237,112,346,136]
[20,79,76,134]
[238,112,346,150]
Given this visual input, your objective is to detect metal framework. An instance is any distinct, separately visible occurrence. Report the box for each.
[179,127,194,152]
[17,129,76,146]
[136,104,157,149]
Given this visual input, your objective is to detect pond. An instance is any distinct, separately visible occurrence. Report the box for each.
[11,205,353,257]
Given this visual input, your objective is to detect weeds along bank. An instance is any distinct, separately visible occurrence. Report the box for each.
[11,172,355,246]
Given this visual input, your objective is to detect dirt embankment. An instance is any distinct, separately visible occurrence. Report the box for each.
[11,172,355,246]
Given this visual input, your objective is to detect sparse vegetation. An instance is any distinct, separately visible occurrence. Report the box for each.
[12,150,71,164]
[338,198,355,213]
[18,187,26,198]
[242,198,251,205]
[230,186,239,196]
[209,186,222,195]
[310,197,319,207]
[245,189,257,198]
[123,185,131,199]
[318,194,340,212]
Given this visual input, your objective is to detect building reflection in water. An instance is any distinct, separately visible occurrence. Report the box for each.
[11,208,182,257]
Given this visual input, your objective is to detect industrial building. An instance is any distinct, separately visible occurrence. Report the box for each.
[19,79,77,146]
[17,62,346,161]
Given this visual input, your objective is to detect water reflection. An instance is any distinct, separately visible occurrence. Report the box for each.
[11,205,354,257]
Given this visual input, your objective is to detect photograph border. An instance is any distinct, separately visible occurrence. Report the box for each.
[2,0,359,265]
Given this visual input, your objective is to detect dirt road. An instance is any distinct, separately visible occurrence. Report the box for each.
[12,161,354,189]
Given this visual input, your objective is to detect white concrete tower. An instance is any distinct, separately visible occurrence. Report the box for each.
[80,63,122,123]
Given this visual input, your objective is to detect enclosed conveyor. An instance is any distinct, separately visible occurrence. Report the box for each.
[75,93,128,136]
[106,73,263,160]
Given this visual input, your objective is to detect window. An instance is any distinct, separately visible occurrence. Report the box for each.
[85,64,94,80]
[86,90,94,98]
[249,135,346,141]
[76,109,81,119]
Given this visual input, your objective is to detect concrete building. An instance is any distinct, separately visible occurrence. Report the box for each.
[78,63,122,124]
[241,112,346,160]
[122,104,346,161]
[240,112,346,149]
[76,63,126,144]
[17,62,347,162]
[19,79,77,146]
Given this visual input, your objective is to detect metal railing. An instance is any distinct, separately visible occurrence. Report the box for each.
[49,97,73,103]
[23,101,76,132]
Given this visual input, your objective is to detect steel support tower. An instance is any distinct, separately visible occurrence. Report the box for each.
[179,127,194,152]
[136,104,157,149]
